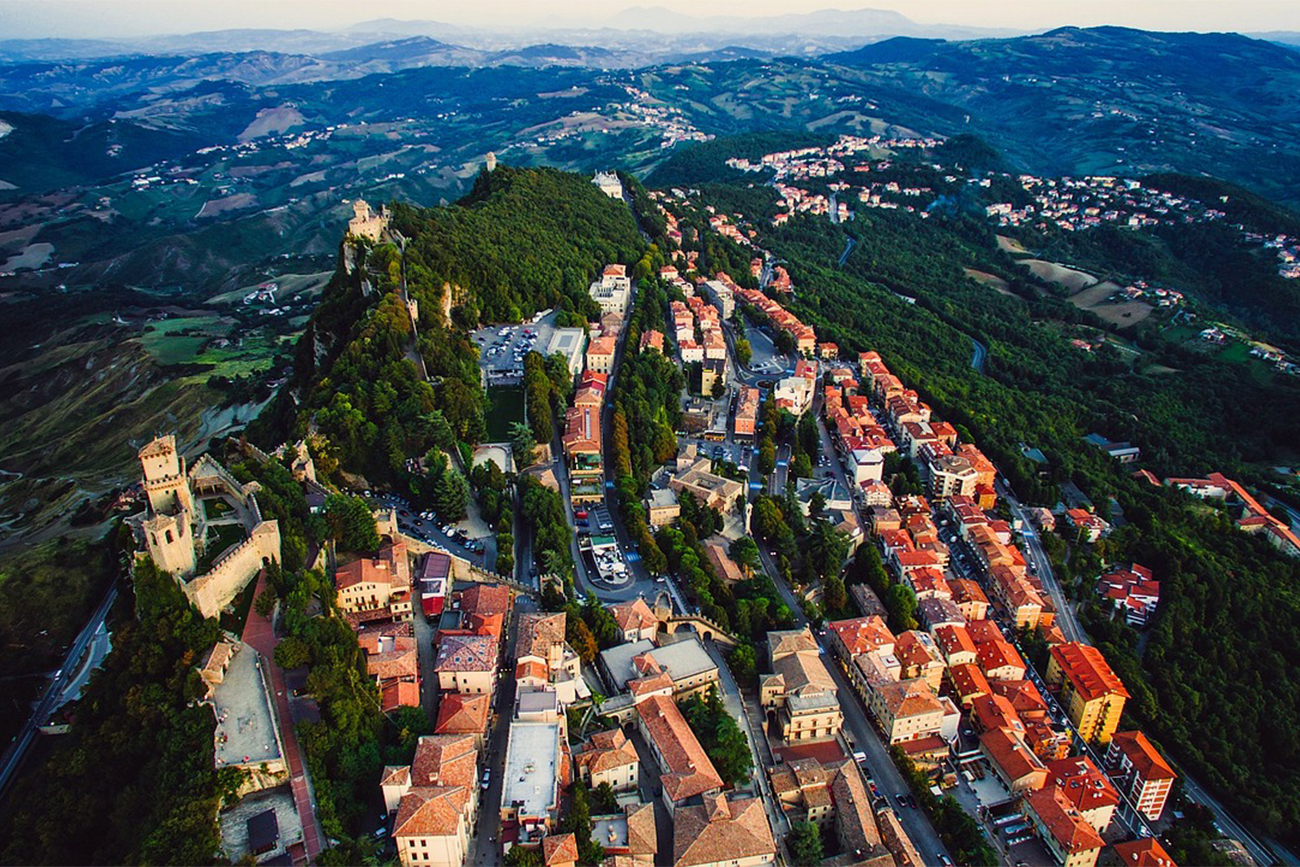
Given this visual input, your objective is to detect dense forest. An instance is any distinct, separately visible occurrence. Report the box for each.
[393,167,645,325]
[0,558,228,865]
[252,166,645,489]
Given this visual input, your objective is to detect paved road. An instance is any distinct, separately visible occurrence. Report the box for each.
[995,480,1083,645]
[970,338,988,374]
[466,597,534,867]
[838,235,856,268]
[752,542,953,864]
[0,579,119,799]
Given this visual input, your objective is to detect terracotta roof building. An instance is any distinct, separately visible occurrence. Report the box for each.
[1105,731,1177,822]
[573,727,640,792]
[1022,785,1106,867]
[827,616,896,660]
[382,734,480,867]
[1112,838,1178,867]
[1045,756,1119,833]
[636,694,724,812]
[672,794,776,867]
[609,597,659,643]
[760,628,843,743]
[1047,643,1128,745]
[434,692,491,750]
[981,727,1048,794]
[434,633,498,696]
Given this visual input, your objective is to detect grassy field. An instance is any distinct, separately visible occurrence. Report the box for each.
[485,384,526,442]
[138,315,230,365]
[964,267,1019,298]
[206,270,333,306]
[1021,258,1098,292]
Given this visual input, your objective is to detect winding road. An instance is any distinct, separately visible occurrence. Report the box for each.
[0,579,119,799]
[996,478,1289,865]
[969,337,988,374]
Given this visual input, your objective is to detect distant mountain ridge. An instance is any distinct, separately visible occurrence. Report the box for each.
[826,25,1300,206]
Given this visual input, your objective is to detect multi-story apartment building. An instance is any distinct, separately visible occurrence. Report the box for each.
[382,735,480,867]
[1046,643,1128,745]
[1105,731,1177,821]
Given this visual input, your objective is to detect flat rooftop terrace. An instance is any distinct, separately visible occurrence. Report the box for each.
[212,641,282,769]
[502,721,560,820]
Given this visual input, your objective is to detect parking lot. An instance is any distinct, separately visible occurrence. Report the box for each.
[472,309,561,382]
[371,491,487,561]
[678,436,752,472]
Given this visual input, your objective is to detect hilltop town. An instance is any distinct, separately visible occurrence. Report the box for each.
[6,154,1298,867]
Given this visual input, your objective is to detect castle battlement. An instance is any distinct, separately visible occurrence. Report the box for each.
[348,199,390,243]
[136,434,283,619]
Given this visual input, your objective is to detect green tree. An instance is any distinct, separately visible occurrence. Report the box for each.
[504,846,543,867]
[323,494,380,552]
[751,497,787,541]
[824,574,848,615]
[510,421,538,468]
[274,636,311,670]
[788,822,824,866]
[679,687,753,786]
[808,490,826,519]
[807,519,848,583]
[884,584,919,631]
[729,537,762,575]
[433,462,470,521]
[734,338,753,366]
[254,585,277,617]
[728,643,757,682]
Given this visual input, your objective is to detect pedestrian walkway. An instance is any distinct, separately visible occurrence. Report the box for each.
[242,570,324,864]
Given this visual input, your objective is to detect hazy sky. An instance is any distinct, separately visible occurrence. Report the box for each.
[1,0,1298,39]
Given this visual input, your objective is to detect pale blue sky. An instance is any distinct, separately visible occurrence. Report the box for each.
[0,0,1297,39]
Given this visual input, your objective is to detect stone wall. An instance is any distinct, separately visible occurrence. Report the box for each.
[187,521,282,618]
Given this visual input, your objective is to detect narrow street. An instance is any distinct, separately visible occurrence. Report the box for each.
[702,640,789,842]
[754,544,954,866]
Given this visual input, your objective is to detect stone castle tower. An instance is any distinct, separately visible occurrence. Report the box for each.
[140,434,192,516]
[139,435,196,576]
[485,151,497,172]
[347,199,390,242]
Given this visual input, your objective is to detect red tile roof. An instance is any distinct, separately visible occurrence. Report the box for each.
[1109,731,1176,781]
[434,692,490,736]
[1024,785,1105,854]
[636,695,723,802]
[1113,838,1178,867]
[1050,642,1129,701]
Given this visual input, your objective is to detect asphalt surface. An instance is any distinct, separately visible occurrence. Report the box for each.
[970,338,988,374]
[995,481,1084,646]
[465,597,535,867]
[0,580,119,798]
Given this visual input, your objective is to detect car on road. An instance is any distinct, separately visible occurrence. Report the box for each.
[938,855,953,867]
[895,793,908,809]
[481,770,491,790]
